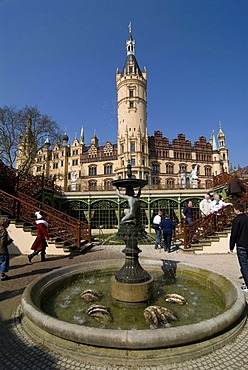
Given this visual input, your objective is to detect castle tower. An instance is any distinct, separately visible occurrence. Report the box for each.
[217,121,229,173]
[115,23,150,181]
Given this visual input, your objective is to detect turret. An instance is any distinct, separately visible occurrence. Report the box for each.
[217,121,229,173]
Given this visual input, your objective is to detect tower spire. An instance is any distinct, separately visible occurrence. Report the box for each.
[128,21,132,38]
[126,21,135,56]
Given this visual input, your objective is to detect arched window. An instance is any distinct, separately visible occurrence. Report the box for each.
[89,181,97,190]
[104,180,112,190]
[166,163,174,174]
[166,178,174,188]
[204,167,212,176]
[104,164,113,175]
[89,166,97,176]
[152,162,160,173]
[179,164,187,173]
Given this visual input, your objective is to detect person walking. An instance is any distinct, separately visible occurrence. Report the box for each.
[228,174,246,201]
[0,217,13,281]
[199,193,211,217]
[160,214,175,253]
[181,201,193,224]
[230,203,248,292]
[152,210,163,249]
[28,211,50,263]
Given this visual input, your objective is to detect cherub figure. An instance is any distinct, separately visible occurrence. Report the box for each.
[116,186,142,224]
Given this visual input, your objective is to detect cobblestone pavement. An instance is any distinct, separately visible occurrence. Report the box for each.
[0,244,248,370]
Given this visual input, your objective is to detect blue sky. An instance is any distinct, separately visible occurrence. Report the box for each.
[1,0,247,168]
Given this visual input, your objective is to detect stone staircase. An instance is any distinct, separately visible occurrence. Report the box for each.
[2,216,92,256]
[181,228,231,254]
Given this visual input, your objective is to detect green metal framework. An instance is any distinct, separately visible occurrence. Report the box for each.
[59,196,202,229]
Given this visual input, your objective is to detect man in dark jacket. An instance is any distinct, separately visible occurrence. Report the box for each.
[228,175,246,201]
[230,203,248,292]
[160,214,175,252]
[181,200,193,224]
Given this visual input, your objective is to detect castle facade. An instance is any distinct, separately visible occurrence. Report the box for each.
[16,26,229,193]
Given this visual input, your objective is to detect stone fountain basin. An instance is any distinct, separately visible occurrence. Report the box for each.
[21,259,246,364]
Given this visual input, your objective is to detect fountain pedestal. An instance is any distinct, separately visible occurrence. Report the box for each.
[111,165,154,303]
[111,223,154,303]
[111,276,154,303]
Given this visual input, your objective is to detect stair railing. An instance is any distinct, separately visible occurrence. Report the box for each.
[183,195,248,249]
[0,189,91,247]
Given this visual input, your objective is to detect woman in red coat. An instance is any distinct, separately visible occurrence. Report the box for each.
[28,211,49,263]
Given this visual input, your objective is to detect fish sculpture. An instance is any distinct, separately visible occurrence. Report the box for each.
[86,304,113,323]
[165,293,187,305]
[144,305,177,328]
[80,289,103,302]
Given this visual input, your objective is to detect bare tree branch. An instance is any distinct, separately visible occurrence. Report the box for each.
[0,105,61,172]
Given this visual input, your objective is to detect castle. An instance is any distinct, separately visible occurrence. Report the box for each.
[16,25,229,193]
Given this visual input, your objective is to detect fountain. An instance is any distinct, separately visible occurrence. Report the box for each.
[20,164,247,367]
[111,162,153,303]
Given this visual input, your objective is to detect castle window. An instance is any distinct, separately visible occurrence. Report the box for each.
[152,163,159,173]
[205,167,211,176]
[129,66,133,74]
[104,164,112,175]
[130,142,135,152]
[61,160,64,167]
[129,101,134,109]
[131,158,135,166]
[205,180,212,188]
[89,166,97,176]
[152,177,160,185]
[72,149,78,156]
[89,181,97,190]
[104,180,112,189]
[179,164,187,173]
[129,89,134,97]
[53,153,59,160]
[166,164,174,174]
[166,179,174,188]
[53,163,58,169]
[72,159,78,166]
[121,144,124,154]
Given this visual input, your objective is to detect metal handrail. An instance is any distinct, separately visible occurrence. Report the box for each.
[0,189,91,247]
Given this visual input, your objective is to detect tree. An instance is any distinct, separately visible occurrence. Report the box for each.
[0,105,61,172]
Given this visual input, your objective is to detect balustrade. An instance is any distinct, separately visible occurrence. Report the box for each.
[0,189,91,247]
